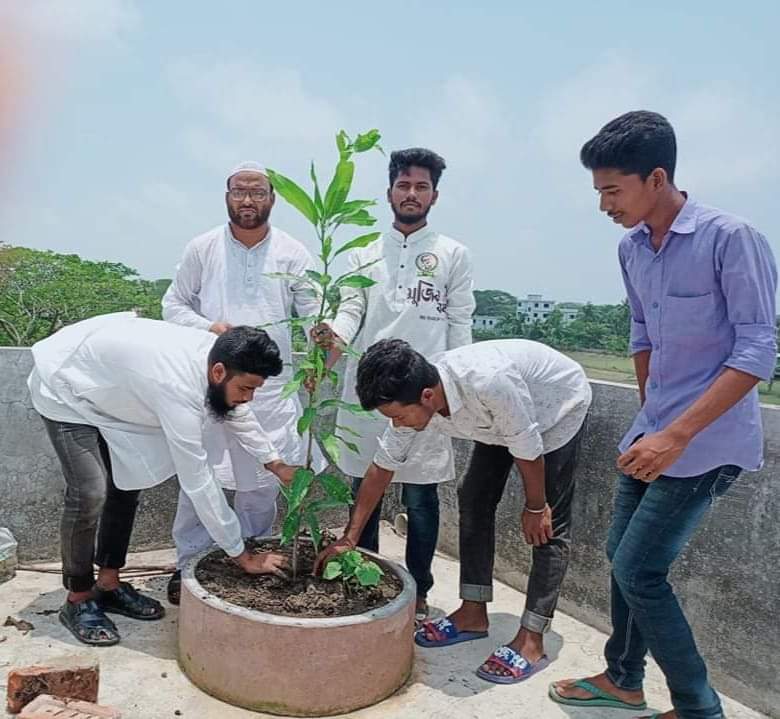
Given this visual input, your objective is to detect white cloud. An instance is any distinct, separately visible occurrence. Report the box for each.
[415,75,510,170]
[2,0,139,48]
[167,58,344,174]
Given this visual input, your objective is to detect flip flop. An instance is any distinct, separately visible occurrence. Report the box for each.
[415,600,429,625]
[476,645,550,684]
[414,617,488,648]
[548,679,647,710]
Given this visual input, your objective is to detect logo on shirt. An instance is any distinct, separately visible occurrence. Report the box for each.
[415,252,439,277]
[407,280,447,314]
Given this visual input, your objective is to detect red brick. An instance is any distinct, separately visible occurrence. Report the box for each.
[19,694,121,718]
[6,655,99,714]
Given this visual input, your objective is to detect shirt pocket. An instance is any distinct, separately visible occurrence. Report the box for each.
[663,292,720,343]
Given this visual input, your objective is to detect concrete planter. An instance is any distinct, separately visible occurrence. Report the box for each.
[178,542,416,716]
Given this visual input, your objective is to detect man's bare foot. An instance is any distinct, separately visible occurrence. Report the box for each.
[420,601,488,641]
[552,672,644,705]
[480,627,545,677]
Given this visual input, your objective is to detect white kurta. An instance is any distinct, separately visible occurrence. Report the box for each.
[27,313,280,558]
[373,339,593,471]
[162,223,325,488]
[330,226,475,484]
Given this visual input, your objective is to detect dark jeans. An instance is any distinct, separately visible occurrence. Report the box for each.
[41,416,140,592]
[458,427,583,634]
[605,466,741,719]
[350,477,439,599]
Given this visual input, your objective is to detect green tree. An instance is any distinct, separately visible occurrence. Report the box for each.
[474,289,517,318]
[0,244,164,346]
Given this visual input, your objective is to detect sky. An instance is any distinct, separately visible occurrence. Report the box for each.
[1,1,778,304]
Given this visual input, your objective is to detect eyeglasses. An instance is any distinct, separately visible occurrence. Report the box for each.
[228,188,271,201]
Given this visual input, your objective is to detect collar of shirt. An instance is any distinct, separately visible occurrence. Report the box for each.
[434,361,464,418]
[226,223,274,252]
[386,225,435,246]
[628,194,698,244]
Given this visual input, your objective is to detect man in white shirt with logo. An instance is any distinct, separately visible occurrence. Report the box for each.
[316,338,591,684]
[316,148,475,622]
[28,313,295,646]
[162,161,325,603]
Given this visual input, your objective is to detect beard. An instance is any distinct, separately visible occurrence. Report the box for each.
[227,204,271,230]
[391,201,430,226]
[205,380,233,421]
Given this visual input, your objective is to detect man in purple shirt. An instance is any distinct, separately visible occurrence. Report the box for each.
[550,111,776,719]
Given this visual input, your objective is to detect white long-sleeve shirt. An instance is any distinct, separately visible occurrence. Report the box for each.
[373,340,592,472]
[162,224,325,486]
[331,226,475,483]
[27,313,280,557]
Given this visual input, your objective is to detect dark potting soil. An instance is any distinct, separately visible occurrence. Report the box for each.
[195,538,403,618]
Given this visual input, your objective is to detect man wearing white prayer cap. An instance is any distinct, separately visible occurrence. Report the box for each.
[162,161,325,603]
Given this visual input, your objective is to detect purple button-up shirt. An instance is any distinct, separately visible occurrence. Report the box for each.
[618,197,777,477]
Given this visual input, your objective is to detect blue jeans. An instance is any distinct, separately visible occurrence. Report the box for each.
[605,465,741,719]
[350,477,439,599]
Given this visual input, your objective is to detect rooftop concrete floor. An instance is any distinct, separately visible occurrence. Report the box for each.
[0,526,767,719]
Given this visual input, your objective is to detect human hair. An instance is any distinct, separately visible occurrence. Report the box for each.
[207,326,283,378]
[388,148,447,189]
[356,339,440,410]
[580,110,677,183]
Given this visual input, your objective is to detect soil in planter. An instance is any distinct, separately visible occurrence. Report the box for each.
[195,538,404,618]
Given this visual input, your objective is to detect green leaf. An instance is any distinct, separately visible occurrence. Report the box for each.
[352,129,381,153]
[355,561,384,587]
[281,511,301,545]
[263,271,313,284]
[335,130,352,160]
[318,473,353,504]
[321,235,333,263]
[265,169,319,225]
[323,560,343,580]
[337,274,376,289]
[340,550,362,576]
[320,433,340,463]
[310,162,324,216]
[333,209,377,227]
[280,370,305,400]
[287,467,315,514]
[339,200,376,213]
[297,406,316,435]
[304,509,322,553]
[336,435,360,454]
[323,160,354,218]
[318,399,372,417]
[305,269,331,287]
[335,424,360,437]
[333,231,381,258]
[307,498,350,514]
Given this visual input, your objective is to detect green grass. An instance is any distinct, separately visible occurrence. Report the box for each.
[565,351,780,406]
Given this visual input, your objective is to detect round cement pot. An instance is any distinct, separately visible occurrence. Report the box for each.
[178,542,416,716]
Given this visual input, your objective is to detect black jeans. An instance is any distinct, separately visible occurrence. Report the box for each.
[458,426,583,633]
[41,416,140,592]
[350,478,439,599]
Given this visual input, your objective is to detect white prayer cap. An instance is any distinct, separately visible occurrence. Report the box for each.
[227,161,267,182]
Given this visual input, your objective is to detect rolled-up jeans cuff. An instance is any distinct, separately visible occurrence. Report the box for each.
[460,582,492,602]
[63,572,96,593]
[521,608,552,634]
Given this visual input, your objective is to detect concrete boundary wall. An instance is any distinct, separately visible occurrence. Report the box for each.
[1,348,777,715]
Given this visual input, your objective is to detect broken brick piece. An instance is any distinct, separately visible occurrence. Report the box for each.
[6,655,99,714]
[19,694,121,718]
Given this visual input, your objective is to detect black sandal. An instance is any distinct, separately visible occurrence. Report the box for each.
[167,570,181,606]
[94,582,165,621]
[59,599,120,646]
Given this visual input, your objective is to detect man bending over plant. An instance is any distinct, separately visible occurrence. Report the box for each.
[315,338,592,684]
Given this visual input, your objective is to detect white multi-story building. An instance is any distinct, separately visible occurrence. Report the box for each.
[517,294,556,322]
[472,315,501,332]
[516,294,582,324]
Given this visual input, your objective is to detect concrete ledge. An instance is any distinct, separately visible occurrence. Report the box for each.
[1,347,777,714]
